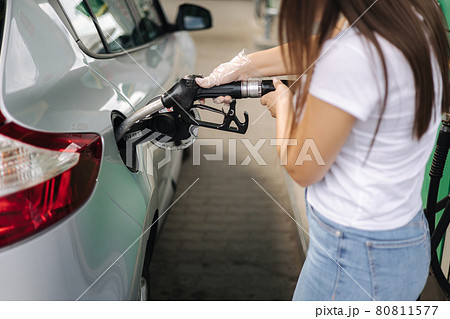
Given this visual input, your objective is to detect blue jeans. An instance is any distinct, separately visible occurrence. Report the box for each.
[293,199,431,301]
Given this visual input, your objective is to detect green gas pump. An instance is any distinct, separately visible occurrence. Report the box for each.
[422,0,450,246]
[439,0,450,22]
[421,0,450,295]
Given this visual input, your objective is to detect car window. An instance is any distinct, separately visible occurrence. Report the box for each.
[85,0,139,52]
[59,0,166,55]
[59,0,105,54]
[132,0,164,43]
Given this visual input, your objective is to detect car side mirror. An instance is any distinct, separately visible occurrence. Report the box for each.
[175,4,212,31]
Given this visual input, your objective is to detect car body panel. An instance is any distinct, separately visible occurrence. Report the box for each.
[2,0,129,133]
[0,0,196,300]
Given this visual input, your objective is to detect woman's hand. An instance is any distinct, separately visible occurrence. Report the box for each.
[196,50,254,88]
[195,50,255,104]
[196,46,290,104]
[260,78,293,118]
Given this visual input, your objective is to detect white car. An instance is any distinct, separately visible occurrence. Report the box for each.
[0,0,211,300]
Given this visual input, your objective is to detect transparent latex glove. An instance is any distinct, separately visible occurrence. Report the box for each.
[195,50,259,104]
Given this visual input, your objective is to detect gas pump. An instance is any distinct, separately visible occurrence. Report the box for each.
[422,0,450,296]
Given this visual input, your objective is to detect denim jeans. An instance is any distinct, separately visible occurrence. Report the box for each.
[292,199,431,301]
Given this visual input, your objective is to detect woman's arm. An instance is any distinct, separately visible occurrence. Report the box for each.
[247,44,291,77]
[261,80,356,187]
[196,44,291,89]
[197,18,348,89]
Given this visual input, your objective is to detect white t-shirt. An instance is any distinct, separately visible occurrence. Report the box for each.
[307,27,442,231]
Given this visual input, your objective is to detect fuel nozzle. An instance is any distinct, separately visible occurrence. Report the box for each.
[115,76,287,147]
[196,79,288,99]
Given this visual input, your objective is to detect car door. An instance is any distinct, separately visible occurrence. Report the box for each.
[0,0,207,299]
[63,0,194,225]
[0,0,150,300]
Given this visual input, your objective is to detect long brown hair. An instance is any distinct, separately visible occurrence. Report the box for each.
[279,0,450,142]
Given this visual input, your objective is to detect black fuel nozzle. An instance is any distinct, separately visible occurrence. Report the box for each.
[161,75,288,111]
[196,79,288,99]
[159,76,288,135]
[160,75,201,125]
[116,75,288,147]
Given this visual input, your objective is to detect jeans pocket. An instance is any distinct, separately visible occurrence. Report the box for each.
[366,234,430,300]
[309,207,342,238]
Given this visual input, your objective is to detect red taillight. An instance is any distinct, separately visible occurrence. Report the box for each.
[0,122,102,248]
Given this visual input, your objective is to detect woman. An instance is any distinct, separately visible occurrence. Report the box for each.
[196,0,450,300]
